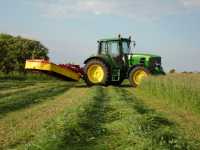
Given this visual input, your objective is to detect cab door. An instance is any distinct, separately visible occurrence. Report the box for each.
[107,41,124,67]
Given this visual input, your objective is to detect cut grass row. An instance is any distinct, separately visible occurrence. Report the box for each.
[0,71,58,81]
[0,82,85,149]
[23,86,200,150]
[21,86,102,150]
[117,88,199,149]
[1,73,199,149]
[0,81,35,90]
[0,82,64,99]
[0,79,62,91]
[0,82,73,117]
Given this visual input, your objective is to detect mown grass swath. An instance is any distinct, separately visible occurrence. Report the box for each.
[138,73,200,114]
[22,86,97,150]
[0,82,73,116]
[0,72,200,149]
[0,85,88,150]
[0,81,56,98]
[23,86,200,150]
[0,81,35,90]
[118,88,200,149]
[0,71,58,81]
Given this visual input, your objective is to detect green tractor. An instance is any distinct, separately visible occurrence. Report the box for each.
[84,35,165,87]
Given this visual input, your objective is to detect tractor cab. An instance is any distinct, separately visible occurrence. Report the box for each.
[97,36,132,66]
[98,36,132,56]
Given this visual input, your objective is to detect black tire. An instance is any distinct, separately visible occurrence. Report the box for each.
[84,59,110,86]
[129,66,149,87]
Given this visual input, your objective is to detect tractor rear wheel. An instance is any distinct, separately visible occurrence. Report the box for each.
[129,66,149,87]
[84,59,109,86]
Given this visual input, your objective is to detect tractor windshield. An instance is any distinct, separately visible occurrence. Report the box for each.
[122,41,130,54]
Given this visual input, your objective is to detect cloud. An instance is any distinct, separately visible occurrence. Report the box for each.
[30,0,200,20]
[179,0,200,7]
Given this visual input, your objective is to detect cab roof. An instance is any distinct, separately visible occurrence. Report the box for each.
[98,37,131,42]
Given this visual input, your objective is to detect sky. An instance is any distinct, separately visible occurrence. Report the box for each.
[0,0,200,72]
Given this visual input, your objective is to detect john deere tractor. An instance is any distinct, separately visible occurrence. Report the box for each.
[84,35,165,87]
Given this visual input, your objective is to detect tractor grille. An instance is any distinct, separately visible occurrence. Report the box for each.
[140,58,145,64]
[149,57,161,68]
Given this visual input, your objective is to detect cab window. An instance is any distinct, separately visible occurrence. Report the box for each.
[100,42,107,54]
[122,41,130,54]
[107,41,120,57]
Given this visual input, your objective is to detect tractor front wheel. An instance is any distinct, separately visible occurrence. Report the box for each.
[129,66,149,87]
[84,59,109,86]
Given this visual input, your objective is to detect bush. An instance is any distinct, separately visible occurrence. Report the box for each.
[0,33,49,73]
[169,69,176,74]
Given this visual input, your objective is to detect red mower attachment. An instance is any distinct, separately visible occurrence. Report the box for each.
[58,64,84,76]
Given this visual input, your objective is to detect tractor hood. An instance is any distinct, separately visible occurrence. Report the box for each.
[127,53,165,74]
[127,53,162,65]
[130,53,160,59]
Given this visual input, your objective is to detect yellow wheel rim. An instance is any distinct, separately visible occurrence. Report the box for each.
[133,70,148,85]
[87,64,104,83]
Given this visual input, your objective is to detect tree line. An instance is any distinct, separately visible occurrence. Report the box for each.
[0,33,49,73]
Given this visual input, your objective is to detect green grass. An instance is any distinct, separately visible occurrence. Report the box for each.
[0,79,80,149]
[20,86,96,150]
[22,86,200,150]
[0,81,35,90]
[116,88,199,149]
[0,83,73,117]
[0,71,58,81]
[0,73,200,149]
[137,73,200,114]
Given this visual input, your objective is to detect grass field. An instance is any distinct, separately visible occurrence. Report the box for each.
[137,73,200,114]
[0,73,200,149]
